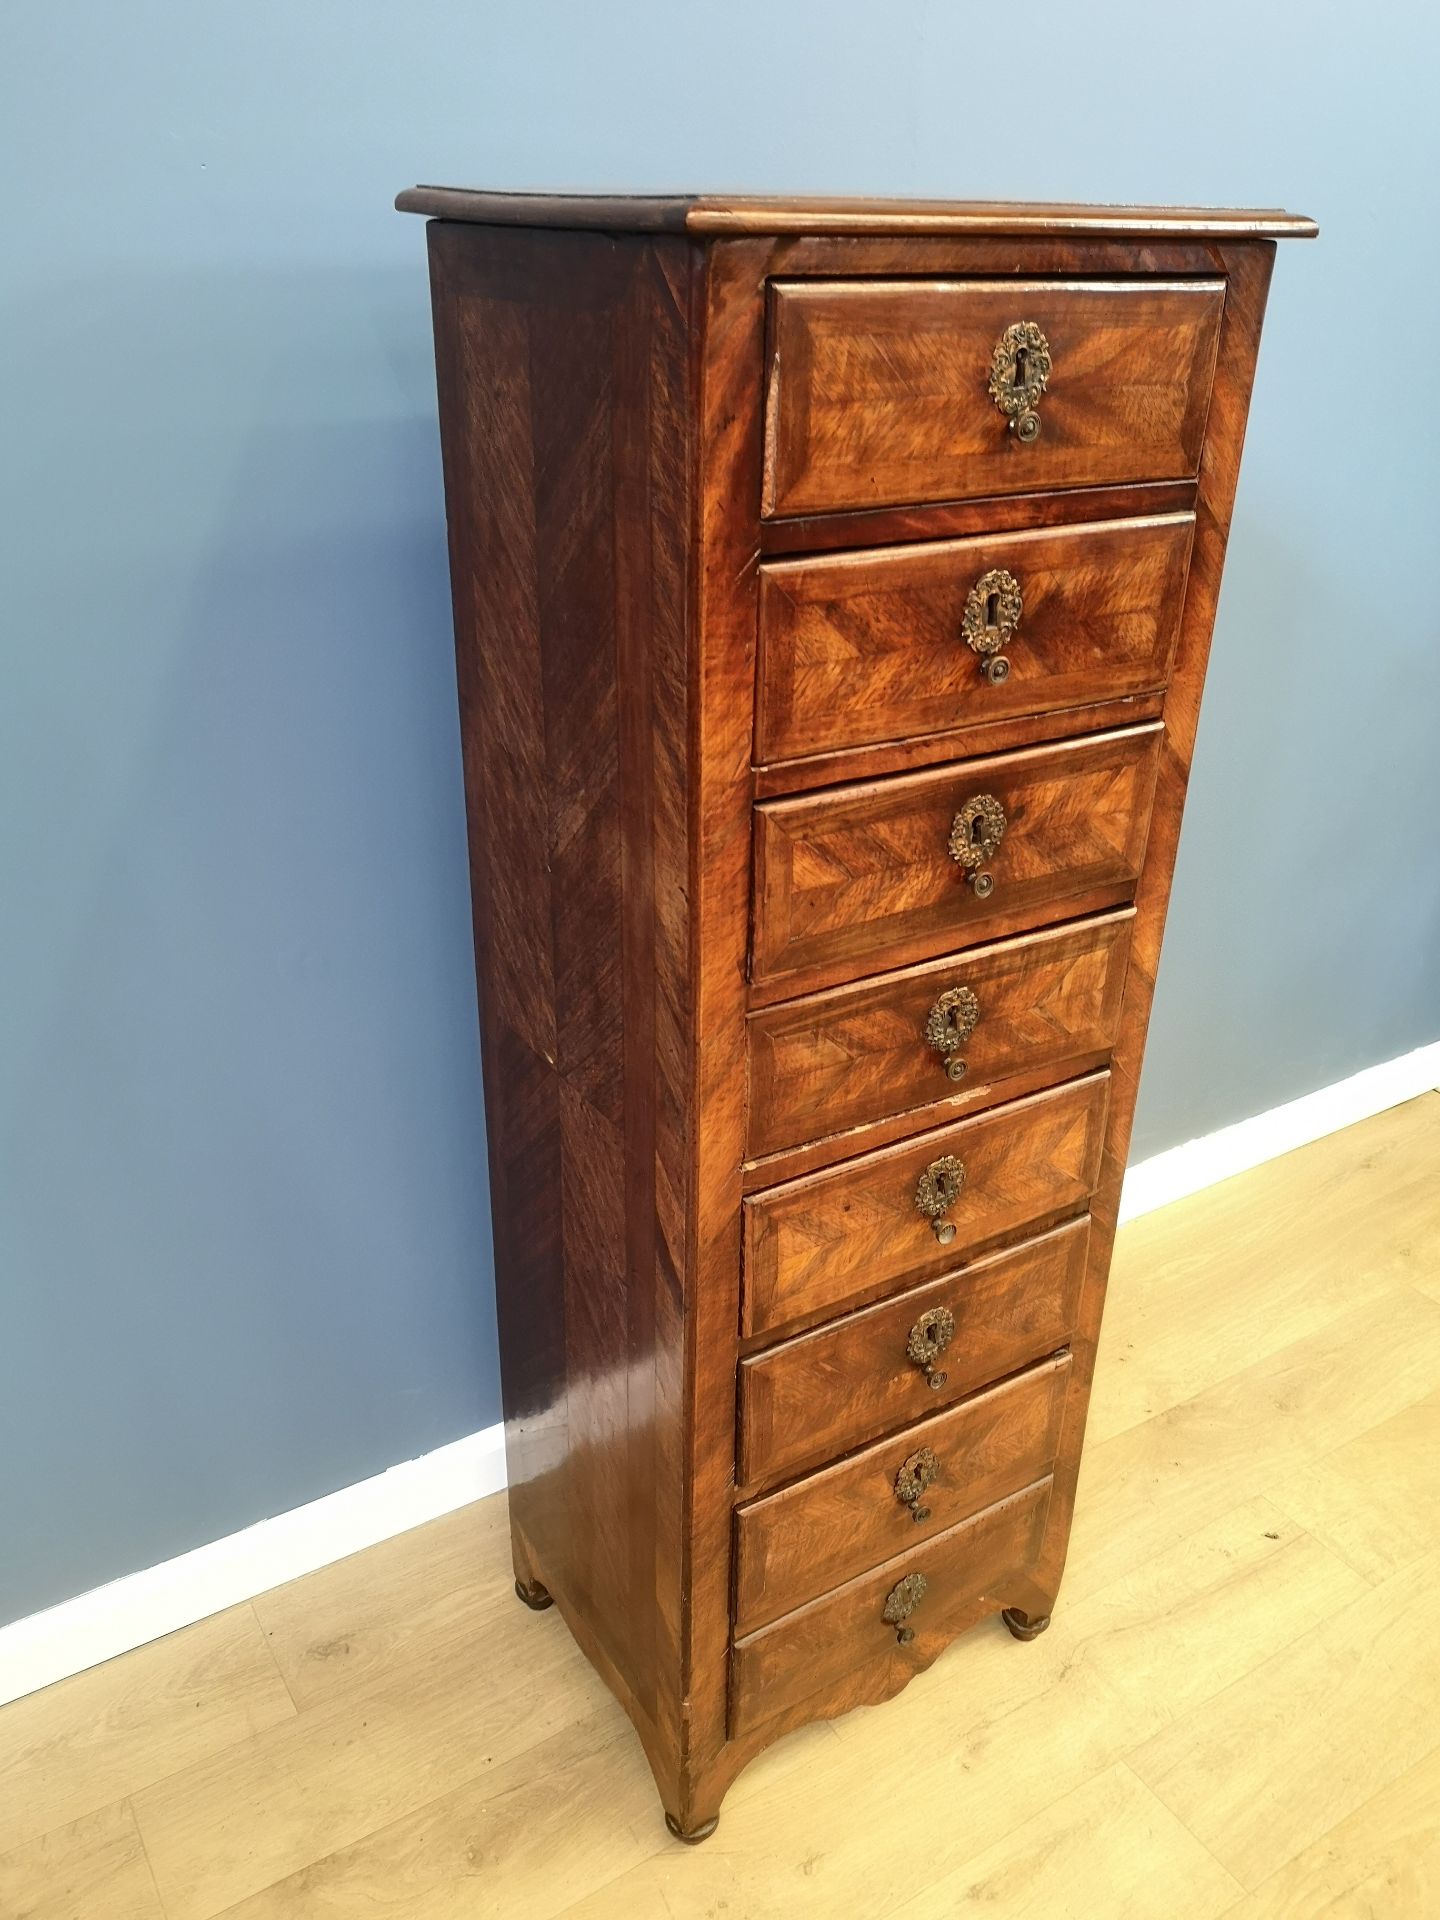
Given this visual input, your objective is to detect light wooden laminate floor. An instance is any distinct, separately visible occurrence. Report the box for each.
[5,1092,1440,1918]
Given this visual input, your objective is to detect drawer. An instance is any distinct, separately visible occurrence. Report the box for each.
[762,277,1225,517]
[731,1476,1052,1736]
[756,514,1194,764]
[751,724,1161,998]
[747,911,1132,1162]
[735,1352,1069,1633]
[739,1216,1089,1484]
[742,1073,1108,1336]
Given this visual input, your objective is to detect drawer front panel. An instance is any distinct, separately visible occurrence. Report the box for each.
[739,1217,1089,1485]
[756,514,1194,764]
[751,725,1161,997]
[763,278,1225,517]
[747,911,1132,1161]
[730,1477,1052,1736]
[742,1074,1108,1336]
[735,1353,1069,1633]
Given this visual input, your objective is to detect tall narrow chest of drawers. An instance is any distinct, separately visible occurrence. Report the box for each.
[399,190,1316,1839]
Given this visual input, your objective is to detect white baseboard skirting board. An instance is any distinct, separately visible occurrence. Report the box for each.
[3,1038,1438,1710]
[0,1423,508,1709]
[1116,1039,1440,1224]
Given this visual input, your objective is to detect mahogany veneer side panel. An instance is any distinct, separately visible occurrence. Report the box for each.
[426,221,700,1795]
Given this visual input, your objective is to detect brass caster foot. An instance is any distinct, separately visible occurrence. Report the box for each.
[514,1577,554,1611]
[665,1812,720,1846]
[1001,1606,1051,1642]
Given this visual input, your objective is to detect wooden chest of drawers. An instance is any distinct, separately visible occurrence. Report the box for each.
[399,189,1316,1840]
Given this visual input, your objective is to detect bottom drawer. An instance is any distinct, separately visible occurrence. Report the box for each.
[730,1476,1052,1738]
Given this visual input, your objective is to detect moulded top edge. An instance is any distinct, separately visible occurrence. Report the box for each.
[394,187,1319,241]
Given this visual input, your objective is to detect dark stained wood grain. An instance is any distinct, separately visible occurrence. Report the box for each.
[738,1217,1089,1486]
[757,513,1194,763]
[734,1353,1070,1631]
[408,199,1311,1837]
[746,909,1133,1161]
[743,1073,1109,1336]
[751,724,1163,1000]
[424,218,700,1820]
[730,1477,1054,1737]
[763,279,1225,517]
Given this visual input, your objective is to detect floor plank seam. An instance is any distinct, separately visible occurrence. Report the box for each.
[128,1690,637,1920]
[1257,1491,1393,1590]
[245,1600,303,1720]
[1115,1756,1247,1903]
[129,1795,174,1920]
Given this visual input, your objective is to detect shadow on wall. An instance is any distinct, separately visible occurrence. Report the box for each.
[0,263,499,1624]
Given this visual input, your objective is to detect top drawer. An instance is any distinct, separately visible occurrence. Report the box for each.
[762,278,1226,518]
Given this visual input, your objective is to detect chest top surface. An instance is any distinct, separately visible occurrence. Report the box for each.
[395,186,1317,240]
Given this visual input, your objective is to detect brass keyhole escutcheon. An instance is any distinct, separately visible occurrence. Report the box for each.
[895,1446,939,1524]
[962,568,1022,689]
[926,985,979,1082]
[906,1304,954,1390]
[949,794,1006,898]
[882,1571,928,1645]
[915,1154,963,1246]
[989,320,1052,443]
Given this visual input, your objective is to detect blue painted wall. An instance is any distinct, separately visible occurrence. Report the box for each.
[3,1,1437,1626]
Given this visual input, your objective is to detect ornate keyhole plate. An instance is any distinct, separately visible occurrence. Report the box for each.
[915,1154,964,1224]
[906,1305,955,1389]
[895,1445,939,1522]
[882,1571,929,1644]
[961,567,1023,658]
[988,319,1052,438]
[948,794,1007,870]
[926,985,979,1080]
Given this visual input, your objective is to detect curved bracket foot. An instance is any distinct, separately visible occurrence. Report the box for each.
[665,1812,720,1846]
[1001,1606,1051,1642]
[514,1577,554,1612]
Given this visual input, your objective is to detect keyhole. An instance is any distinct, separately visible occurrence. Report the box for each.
[1013,344,1029,387]
[971,814,986,847]
[985,589,1000,631]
